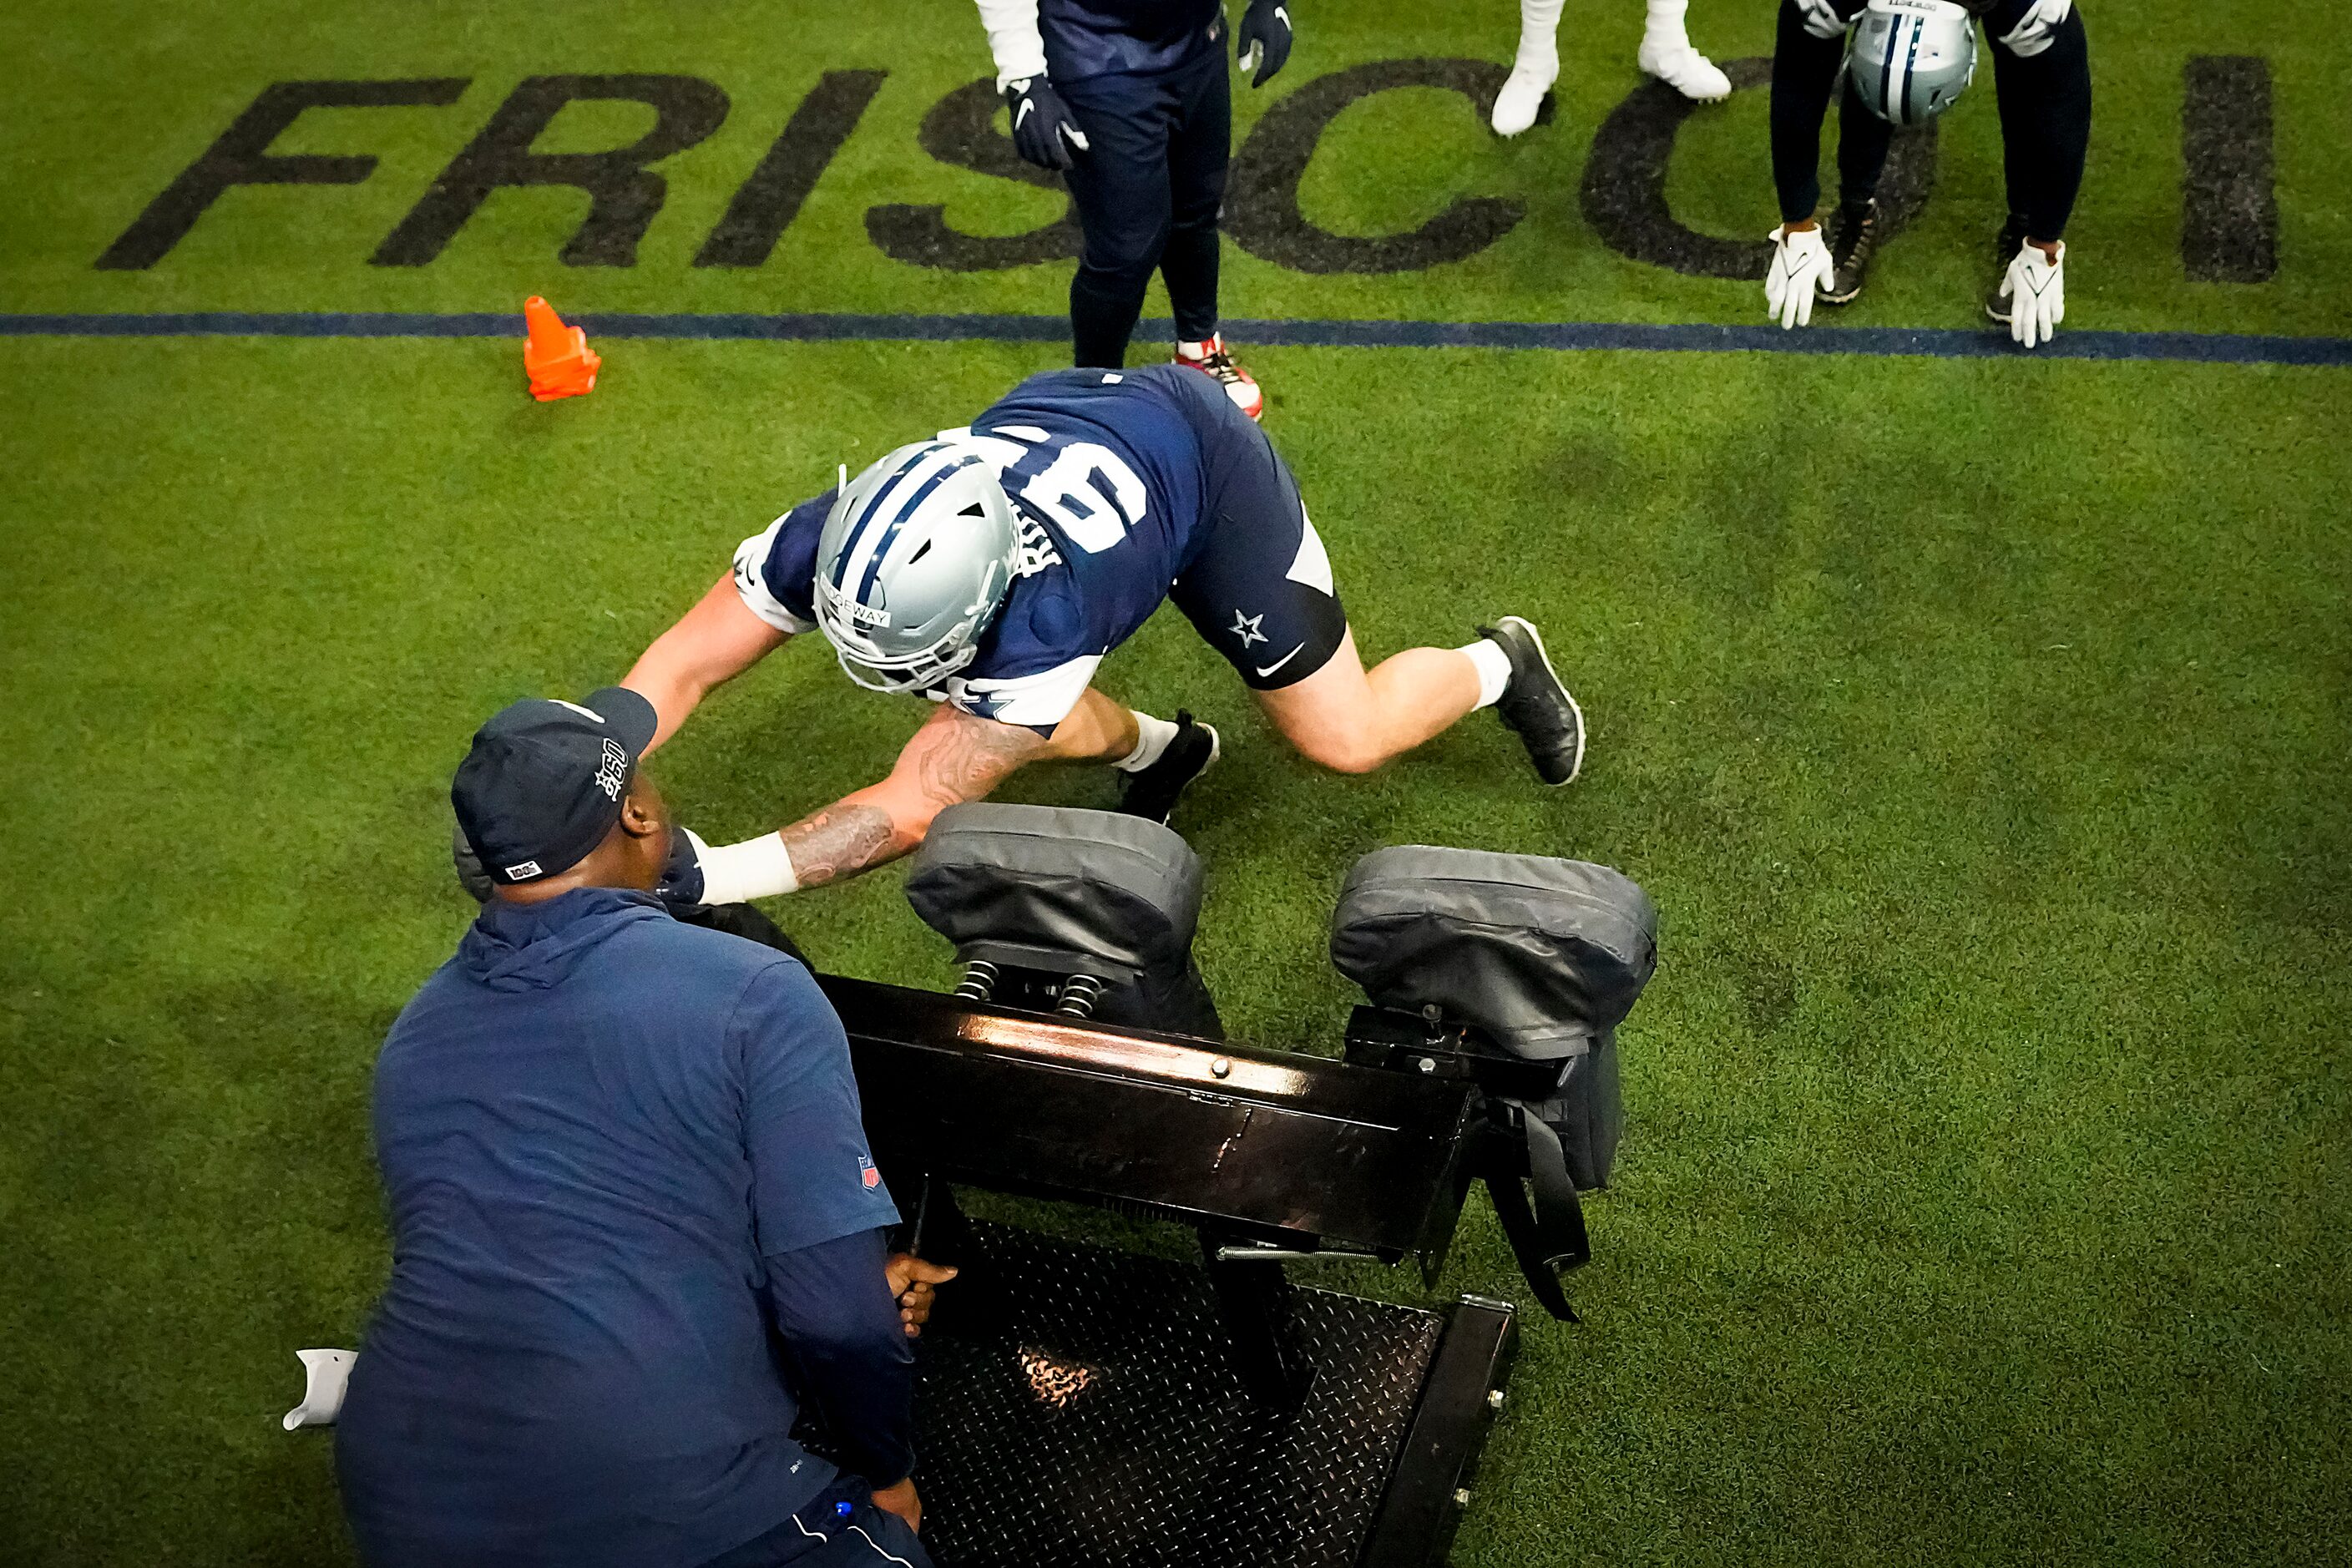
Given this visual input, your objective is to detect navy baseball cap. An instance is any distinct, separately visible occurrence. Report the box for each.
[452,687,660,886]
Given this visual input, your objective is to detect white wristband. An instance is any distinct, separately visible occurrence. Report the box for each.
[697,832,800,903]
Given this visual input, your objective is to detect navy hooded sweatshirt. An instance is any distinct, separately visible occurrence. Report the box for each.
[336,888,907,1568]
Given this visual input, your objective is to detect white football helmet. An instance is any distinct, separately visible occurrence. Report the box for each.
[1849,0,1977,126]
[812,438,1021,694]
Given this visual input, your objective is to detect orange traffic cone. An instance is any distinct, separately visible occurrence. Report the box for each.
[523,296,600,402]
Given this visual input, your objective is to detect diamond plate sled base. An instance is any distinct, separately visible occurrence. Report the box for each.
[889,1222,1516,1568]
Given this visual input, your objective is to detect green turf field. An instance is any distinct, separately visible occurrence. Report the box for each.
[3,2,2349,1564]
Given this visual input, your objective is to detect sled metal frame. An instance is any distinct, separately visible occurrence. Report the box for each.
[816,976,1538,1566]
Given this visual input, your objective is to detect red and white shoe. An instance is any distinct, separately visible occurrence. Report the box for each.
[1173,333,1264,421]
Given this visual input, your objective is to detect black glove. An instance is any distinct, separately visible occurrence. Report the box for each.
[656,822,707,903]
[1003,76,1089,171]
[1236,0,1293,86]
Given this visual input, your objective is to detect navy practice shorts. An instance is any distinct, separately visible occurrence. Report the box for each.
[1157,366,1351,690]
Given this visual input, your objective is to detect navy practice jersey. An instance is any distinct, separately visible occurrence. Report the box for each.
[337,889,902,1567]
[734,367,1214,733]
[1041,0,1222,82]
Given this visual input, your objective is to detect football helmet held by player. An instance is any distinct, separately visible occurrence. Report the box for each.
[1848,0,1976,126]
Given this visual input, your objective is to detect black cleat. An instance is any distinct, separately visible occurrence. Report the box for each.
[1115,710,1221,824]
[1822,200,1879,306]
[1478,616,1586,786]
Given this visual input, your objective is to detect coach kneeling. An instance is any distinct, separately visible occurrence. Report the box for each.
[336,688,950,1568]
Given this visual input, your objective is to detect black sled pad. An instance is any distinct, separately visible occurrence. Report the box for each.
[1330,846,1657,1061]
[906,804,1203,988]
[904,804,1222,1035]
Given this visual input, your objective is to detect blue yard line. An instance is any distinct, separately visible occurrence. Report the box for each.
[3,310,2348,367]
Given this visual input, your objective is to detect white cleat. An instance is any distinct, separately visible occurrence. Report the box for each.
[1637,42,1732,102]
[1490,60,1558,136]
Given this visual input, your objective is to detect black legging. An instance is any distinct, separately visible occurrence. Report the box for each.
[1058,45,1231,367]
[1769,0,2092,242]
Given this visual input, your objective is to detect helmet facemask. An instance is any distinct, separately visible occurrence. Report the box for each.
[822,556,1010,694]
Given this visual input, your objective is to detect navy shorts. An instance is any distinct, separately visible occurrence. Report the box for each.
[1158,367,1351,690]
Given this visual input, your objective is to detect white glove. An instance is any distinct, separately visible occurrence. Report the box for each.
[1796,0,1856,39]
[1996,0,2072,57]
[1764,224,1834,331]
[2000,240,2066,347]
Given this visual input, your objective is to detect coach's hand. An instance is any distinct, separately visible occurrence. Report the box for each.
[1004,76,1089,170]
[885,1252,958,1338]
[1237,0,1293,86]
[1765,222,1834,330]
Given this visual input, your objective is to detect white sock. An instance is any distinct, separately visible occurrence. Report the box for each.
[1515,0,1565,73]
[696,832,800,903]
[1459,640,1514,709]
[1643,0,1691,53]
[1114,711,1180,772]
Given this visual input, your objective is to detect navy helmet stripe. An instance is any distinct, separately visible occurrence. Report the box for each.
[828,444,945,594]
[1877,14,1904,119]
[828,445,932,593]
[853,451,983,604]
[1900,19,1925,123]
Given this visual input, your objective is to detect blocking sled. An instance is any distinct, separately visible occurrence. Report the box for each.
[803,807,1659,1566]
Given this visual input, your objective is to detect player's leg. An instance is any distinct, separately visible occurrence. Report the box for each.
[1046,687,1221,825]
[1165,377,1585,782]
[1832,72,1898,213]
[1253,630,1480,775]
[1158,50,1225,341]
[1989,2,2092,247]
[1162,49,1261,419]
[1492,0,1564,137]
[1254,620,1582,783]
[1059,75,1179,368]
[1040,687,1142,763]
[1763,0,1854,323]
[1984,4,2090,333]
[1818,71,1899,304]
[1637,0,1732,102]
[1768,1,1853,226]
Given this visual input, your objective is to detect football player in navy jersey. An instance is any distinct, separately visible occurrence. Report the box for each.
[975,0,1292,417]
[1764,0,2091,346]
[621,364,1587,904]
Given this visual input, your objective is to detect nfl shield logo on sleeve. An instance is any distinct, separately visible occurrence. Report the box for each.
[857,1153,881,1189]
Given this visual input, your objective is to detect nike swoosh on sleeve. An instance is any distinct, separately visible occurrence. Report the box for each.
[1254,644,1306,678]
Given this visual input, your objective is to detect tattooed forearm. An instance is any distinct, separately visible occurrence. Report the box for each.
[775,711,1043,889]
[912,712,1050,807]
[779,802,902,888]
